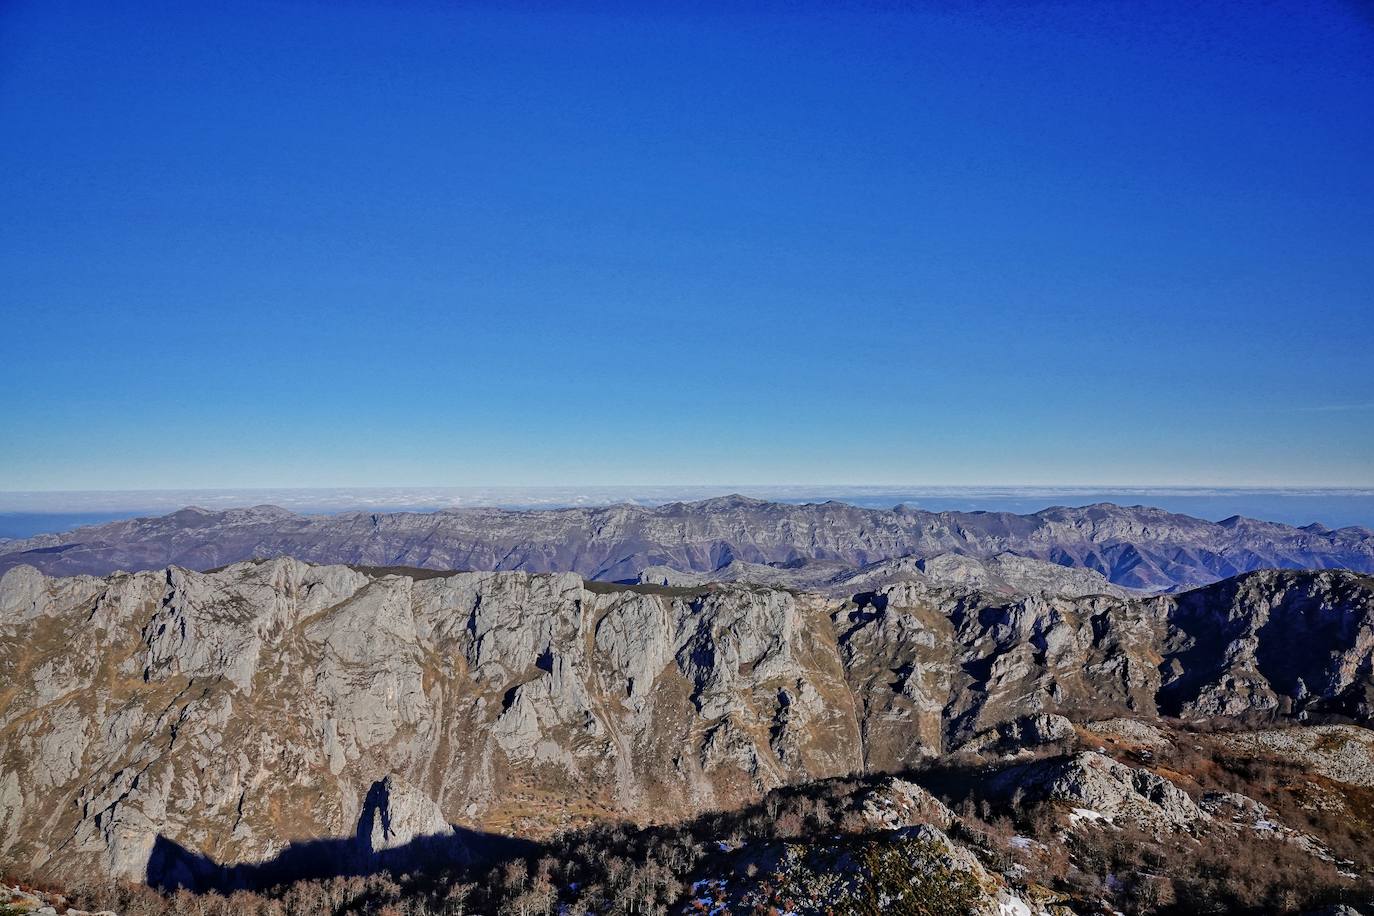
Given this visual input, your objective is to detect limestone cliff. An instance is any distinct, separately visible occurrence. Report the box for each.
[0,559,1370,885]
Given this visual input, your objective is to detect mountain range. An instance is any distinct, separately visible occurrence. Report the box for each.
[2,556,1372,893]
[4,497,1374,913]
[2,496,1371,591]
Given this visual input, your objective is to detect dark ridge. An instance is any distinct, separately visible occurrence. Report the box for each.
[578,579,708,597]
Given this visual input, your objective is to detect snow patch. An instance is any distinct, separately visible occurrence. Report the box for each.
[997,892,1034,916]
[1069,807,1113,827]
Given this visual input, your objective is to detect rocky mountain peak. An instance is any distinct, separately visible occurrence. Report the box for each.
[1,558,1371,890]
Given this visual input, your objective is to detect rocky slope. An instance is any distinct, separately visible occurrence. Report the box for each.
[1,497,1371,591]
[2,880,116,915]
[40,719,1374,915]
[1,558,1371,890]
[638,550,1135,599]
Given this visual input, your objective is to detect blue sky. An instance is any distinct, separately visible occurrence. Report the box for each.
[2,0,1371,489]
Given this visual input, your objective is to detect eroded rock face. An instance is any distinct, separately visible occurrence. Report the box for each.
[1156,570,1374,721]
[358,775,450,853]
[853,777,955,831]
[836,583,1164,758]
[0,561,1370,884]
[0,561,859,883]
[989,753,1204,832]
[830,552,1132,599]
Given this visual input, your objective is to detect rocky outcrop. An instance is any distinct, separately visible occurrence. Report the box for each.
[1083,718,1173,753]
[853,777,955,831]
[1211,725,1374,787]
[693,820,1064,916]
[1156,569,1374,720]
[964,713,1077,754]
[830,552,1131,599]
[0,560,1370,885]
[3,497,1371,592]
[2,882,116,915]
[988,752,1204,832]
[358,775,450,853]
[640,551,1130,599]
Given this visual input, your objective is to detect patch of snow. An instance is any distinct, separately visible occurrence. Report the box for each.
[1069,807,1112,826]
[997,892,1034,916]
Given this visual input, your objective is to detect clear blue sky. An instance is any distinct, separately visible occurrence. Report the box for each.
[2,0,1371,490]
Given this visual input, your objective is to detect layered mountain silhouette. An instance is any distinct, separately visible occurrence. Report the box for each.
[1,497,1370,590]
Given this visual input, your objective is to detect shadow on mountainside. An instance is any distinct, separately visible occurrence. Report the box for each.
[146,779,537,896]
[140,758,1051,898]
[147,826,536,894]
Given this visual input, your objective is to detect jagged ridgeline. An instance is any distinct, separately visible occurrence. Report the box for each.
[2,497,1372,590]
[1,556,1372,893]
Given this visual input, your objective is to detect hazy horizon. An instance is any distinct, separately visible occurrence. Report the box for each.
[4,485,1374,537]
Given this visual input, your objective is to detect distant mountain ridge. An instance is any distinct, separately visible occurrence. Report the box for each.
[1,496,1371,591]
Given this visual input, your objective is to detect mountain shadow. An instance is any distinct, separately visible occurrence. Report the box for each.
[146,778,536,894]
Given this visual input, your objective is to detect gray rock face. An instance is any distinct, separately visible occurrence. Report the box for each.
[641,551,1131,599]
[0,559,862,883]
[2,497,1371,592]
[854,777,955,831]
[830,552,1132,599]
[1210,725,1374,786]
[965,713,1077,753]
[358,775,451,853]
[990,752,1205,831]
[0,560,1370,885]
[1156,570,1374,720]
